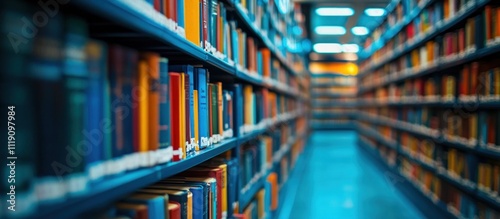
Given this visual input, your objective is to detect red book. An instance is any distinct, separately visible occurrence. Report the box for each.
[169,73,182,161]
[459,65,469,96]
[182,167,223,219]
[458,28,465,53]
[202,0,209,48]
[165,0,177,22]
[488,113,496,145]
[471,62,479,96]
[154,0,160,11]
[168,201,181,219]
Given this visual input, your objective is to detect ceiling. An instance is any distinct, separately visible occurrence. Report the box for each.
[295,0,390,61]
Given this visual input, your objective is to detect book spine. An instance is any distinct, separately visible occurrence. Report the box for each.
[211,83,219,142]
[198,69,209,149]
[159,58,170,149]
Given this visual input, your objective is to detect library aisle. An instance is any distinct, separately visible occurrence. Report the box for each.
[286,131,425,219]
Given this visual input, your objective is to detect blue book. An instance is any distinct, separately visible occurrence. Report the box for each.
[159,58,170,150]
[210,0,218,49]
[124,194,166,219]
[233,84,244,136]
[177,0,185,30]
[121,48,137,156]
[230,21,239,66]
[85,40,107,178]
[479,112,488,145]
[195,68,210,149]
[157,182,207,219]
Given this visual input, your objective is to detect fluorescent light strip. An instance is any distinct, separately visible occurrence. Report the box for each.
[313,43,342,53]
[316,7,354,16]
[351,26,369,36]
[365,8,385,16]
[342,44,359,53]
[315,26,346,35]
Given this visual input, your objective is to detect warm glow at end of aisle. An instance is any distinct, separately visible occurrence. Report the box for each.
[309,62,359,75]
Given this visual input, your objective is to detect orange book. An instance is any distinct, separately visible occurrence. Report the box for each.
[138,60,149,152]
[496,8,500,38]
[485,6,493,42]
[444,0,450,19]
[185,0,200,46]
[267,172,278,210]
[165,0,177,22]
[217,82,223,136]
[144,53,160,151]
[426,41,434,63]
[261,48,271,78]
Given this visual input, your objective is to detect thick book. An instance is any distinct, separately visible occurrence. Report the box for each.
[154,183,206,219]
[169,73,182,161]
[169,201,182,219]
[61,16,90,193]
[115,203,149,219]
[159,58,171,152]
[124,193,166,219]
[85,40,108,179]
[185,0,200,46]
[141,188,190,219]
[195,68,210,149]
[182,167,222,219]
[137,59,150,154]
[144,53,161,154]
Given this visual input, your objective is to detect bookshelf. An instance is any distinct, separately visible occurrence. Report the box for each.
[311,73,357,130]
[358,0,500,218]
[0,0,309,218]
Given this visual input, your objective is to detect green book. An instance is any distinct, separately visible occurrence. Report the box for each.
[211,83,219,140]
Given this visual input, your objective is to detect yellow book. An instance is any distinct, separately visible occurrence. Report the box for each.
[145,54,160,151]
[257,189,265,218]
[138,60,149,152]
[448,149,456,174]
[181,73,186,159]
[185,0,200,46]
[243,85,253,125]
[194,90,200,151]
[485,164,492,190]
[446,76,456,98]
[478,164,484,187]
[470,114,478,140]
[217,82,223,136]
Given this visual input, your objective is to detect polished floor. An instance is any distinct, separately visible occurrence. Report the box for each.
[283,130,425,219]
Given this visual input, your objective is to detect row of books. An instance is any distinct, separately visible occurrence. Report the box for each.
[361,106,500,148]
[362,61,500,102]
[361,121,500,199]
[84,130,305,219]
[359,135,398,167]
[360,2,500,75]
[85,154,253,219]
[312,76,356,85]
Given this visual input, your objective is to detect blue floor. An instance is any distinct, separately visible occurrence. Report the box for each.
[286,131,426,219]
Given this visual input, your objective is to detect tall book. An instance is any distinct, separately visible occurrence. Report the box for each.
[169,73,183,161]
[159,58,171,162]
[196,68,210,149]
